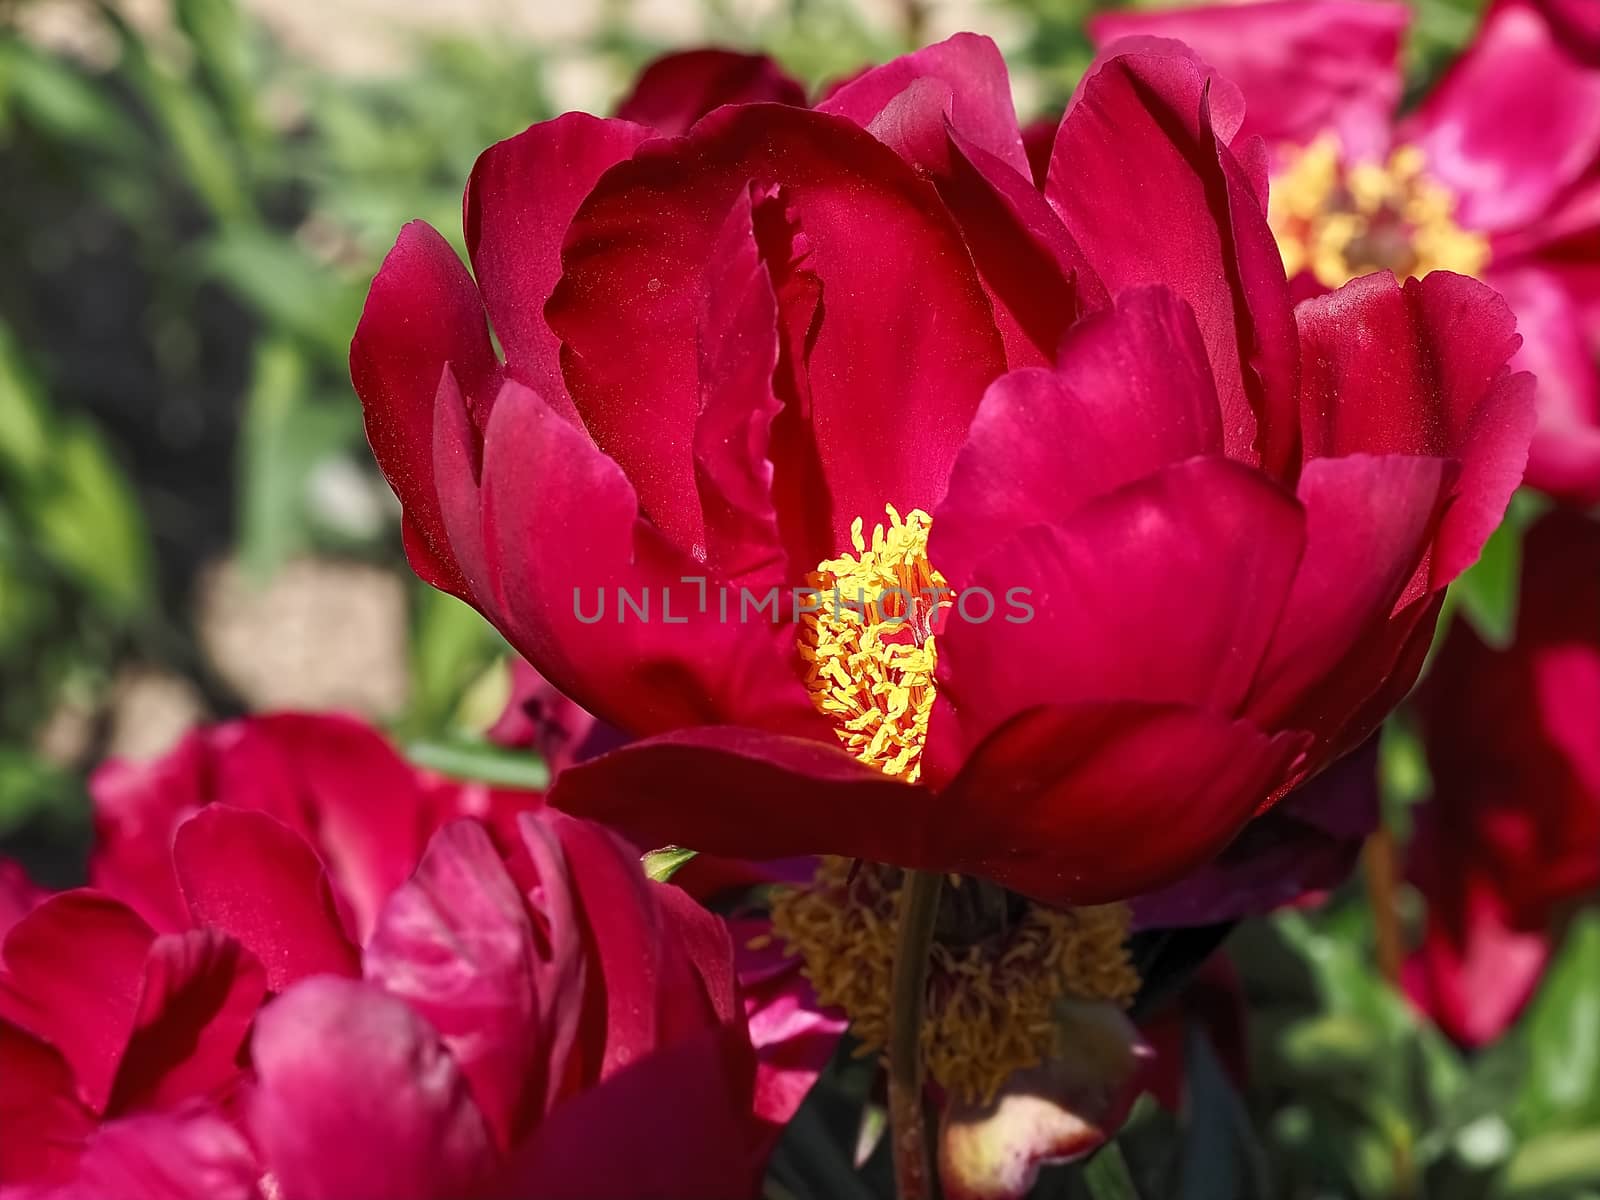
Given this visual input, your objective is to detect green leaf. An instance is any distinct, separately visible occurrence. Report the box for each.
[1083,1142,1143,1200]
[404,739,550,792]
[1512,913,1600,1135]
[0,40,149,159]
[1179,1028,1270,1200]
[1451,509,1521,648]
[405,589,505,734]
[27,422,152,615]
[0,322,51,477]
[1500,1130,1600,1198]
[204,230,363,363]
[642,846,698,883]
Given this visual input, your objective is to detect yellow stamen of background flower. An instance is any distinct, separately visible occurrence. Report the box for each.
[1269,133,1490,288]
[770,859,1141,1104]
[798,505,947,783]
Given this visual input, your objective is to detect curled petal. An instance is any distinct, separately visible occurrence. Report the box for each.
[616,49,806,135]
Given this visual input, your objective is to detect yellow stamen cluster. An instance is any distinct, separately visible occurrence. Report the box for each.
[769,859,1140,1104]
[1269,133,1491,288]
[798,505,947,782]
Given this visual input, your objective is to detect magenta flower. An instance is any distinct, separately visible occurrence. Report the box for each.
[354,32,1532,909]
[1403,511,1600,1046]
[1092,0,1600,504]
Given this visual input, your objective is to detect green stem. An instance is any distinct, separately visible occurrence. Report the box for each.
[1082,1141,1143,1200]
[888,870,943,1200]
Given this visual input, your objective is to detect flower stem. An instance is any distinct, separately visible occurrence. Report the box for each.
[888,869,942,1200]
[1082,1141,1142,1200]
[1363,824,1403,988]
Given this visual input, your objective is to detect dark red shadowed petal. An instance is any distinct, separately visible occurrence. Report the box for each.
[109,931,267,1115]
[1245,453,1454,736]
[1295,271,1536,590]
[464,113,651,415]
[172,808,359,993]
[249,977,495,1200]
[932,457,1306,762]
[68,1107,260,1200]
[818,33,1030,177]
[1049,42,1301,479]
[1487,265,1600,505]
[0,892,154,1114]
[547,727,935,869]
[0,1022,93,1184]
[616,49,807,135]
[350,221,499,599]
[1090,0,1410,159]
[548,103,1006,558]
[497,1025,761,1200]
[939,703,1309,906]
[1400,0,1600,233]
[1132,736,1380,927]
[364,821,546,1151]
[691,185,786,585]
[931,286,1222,590]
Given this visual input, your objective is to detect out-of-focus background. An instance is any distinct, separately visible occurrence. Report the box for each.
[17,4,1600,1200]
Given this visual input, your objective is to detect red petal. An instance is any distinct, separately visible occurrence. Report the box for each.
[1296,271,1536,588]
[464,113,650,414]
[172,809,359,992]
[1049,43,1301,478]
[0,1022,93,1184]
[0,892,153,1113]
[69,1107,259,1200]
[616,49,806,135]
[350,221,499,597]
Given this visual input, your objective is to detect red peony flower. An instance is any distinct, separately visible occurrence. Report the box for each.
[1092,0,1600,504]
[1403,510,1600,1046]
[354,32,1533,909]
[2,715,817,1199]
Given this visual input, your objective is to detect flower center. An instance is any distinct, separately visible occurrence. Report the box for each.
[768,859,1141,1103]
[798,505,948,782]
[1269,133,1490,289]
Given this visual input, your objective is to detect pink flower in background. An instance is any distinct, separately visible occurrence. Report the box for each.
[1404,511,1600,1046]
[353,31,1533,908]
[1092,0,1600,504]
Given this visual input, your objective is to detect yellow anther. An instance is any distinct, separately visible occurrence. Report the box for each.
[1269,132,1490,289]
[799,505,947,783]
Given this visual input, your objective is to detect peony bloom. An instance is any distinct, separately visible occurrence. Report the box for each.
[1091,0,1600,504]
[354,32,1532,912]
[1,813,770,1198]
[1404,510,1600,1046]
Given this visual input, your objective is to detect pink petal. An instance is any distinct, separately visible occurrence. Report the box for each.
[463,113,650,414]
[939,1002,1154,1200]
[1487,265,1600,504]
[249,977,494,1200]
[68,1107,259,1200]
[933,456,1306,759]
[615,49,806,134]
[1049,42,1300,478]
[350,221,499,596]
[1401,0,1600,232]
[0,892,154,1113]
[547,102,1006,557]
[0,863,45,941]
[1295,271,1536,588]
[1090,0,1409,159]
[172,809,359,993]
[364,821,543,1150]
[931,286,1223,591]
